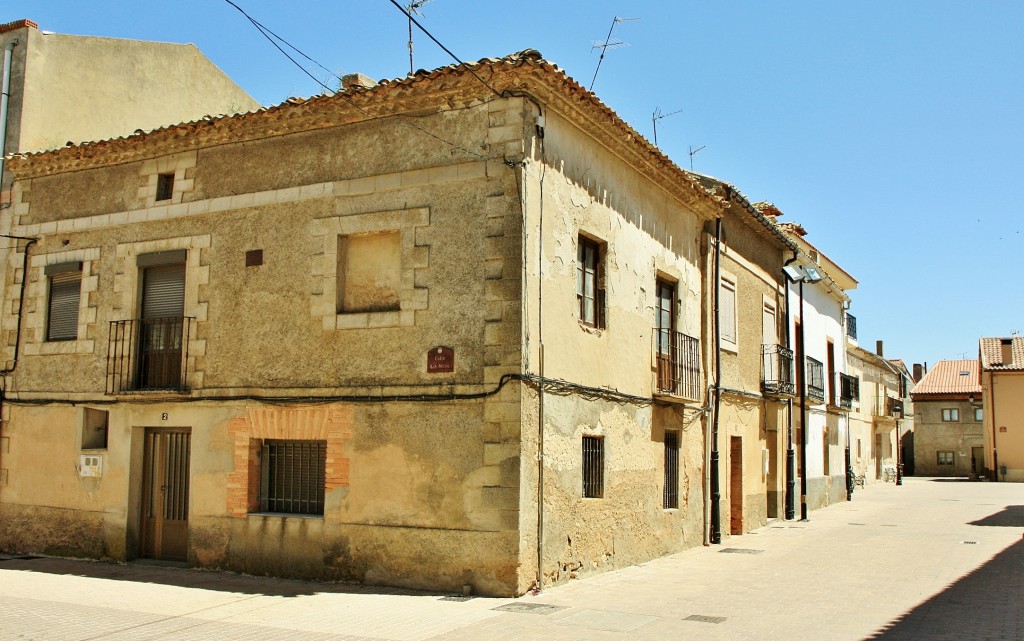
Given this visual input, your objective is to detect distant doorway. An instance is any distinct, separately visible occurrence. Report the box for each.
[730,436,743,535]
[972,447,984,474]
[140,428,191,561]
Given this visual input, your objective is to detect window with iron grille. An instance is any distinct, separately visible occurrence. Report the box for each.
[664,431,679,508]
[45,262,82,341]
[156,173,175,202]
[259,439,326,515]
[577,236,605,328]
[582,435,604,498]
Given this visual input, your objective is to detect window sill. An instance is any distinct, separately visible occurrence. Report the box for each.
[578,321,605,336]
[327,310,416,330]
[25,339,96,356]
[247,512,324,520]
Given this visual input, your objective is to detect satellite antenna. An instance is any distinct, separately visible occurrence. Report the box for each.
[688,145,706,171]
[589,16,639,92]
[651,107,683,147]
[406,0,434,76]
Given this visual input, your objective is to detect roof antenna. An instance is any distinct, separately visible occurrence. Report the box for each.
[589,17,639,92]
[652,106,683,147]
[688,145,706,171]
[406,0,434,76]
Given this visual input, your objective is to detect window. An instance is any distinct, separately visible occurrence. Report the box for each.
[656,279,675,389]
[337,231,401,313]
[937,451,954,466]
[45,262,82,341]
[582,435,604,498]
[822,427,830,475]
[156,173,175,202]
[974,407,984,422]
[857,438,862,460]
[663,431,679,508]
[719,276,737,345]
[259,439,326,515]
[138,251,187,390]
[576,236,605,328]
[941,408,959,422]
[81,408,109,450]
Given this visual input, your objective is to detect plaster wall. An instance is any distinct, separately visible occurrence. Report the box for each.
[983,371,1024,481]
[912,399,983,476]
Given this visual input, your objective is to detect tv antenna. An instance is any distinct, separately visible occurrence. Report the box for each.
[651,107,683,147]
[406,0,434,76]
[688,145,706,171]
[590,16,640,92]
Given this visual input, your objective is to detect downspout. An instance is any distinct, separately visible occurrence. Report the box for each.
[798,278,808,521]
[783,252,797,520]
[709,217,723,544]
[533,111,547,590]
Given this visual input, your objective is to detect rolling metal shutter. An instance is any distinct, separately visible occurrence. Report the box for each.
[141,262,185,319]
[46,270,82,341]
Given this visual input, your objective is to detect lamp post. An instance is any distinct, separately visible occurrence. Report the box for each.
[783,263,822,522]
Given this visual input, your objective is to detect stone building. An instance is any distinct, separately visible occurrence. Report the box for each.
[911,359,983,477]
[979,337,1024,481]
[0,51,745,596]
[848,342,910,481]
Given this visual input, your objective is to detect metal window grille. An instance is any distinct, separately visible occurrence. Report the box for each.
[577,237,605,328]
[259,440,326,515]
[663,431,679,508]
[654,330,702,400]
[582,436,604,499]
[761,344,795,396]
[805,356,825,402]
[846,313,857,340]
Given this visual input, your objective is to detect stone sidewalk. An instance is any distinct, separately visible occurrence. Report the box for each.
[2,477,1022,641]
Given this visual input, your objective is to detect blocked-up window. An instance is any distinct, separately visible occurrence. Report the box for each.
[259,439,326,515]
[337,231,401,313]
[582,435,604,498]
[45,262,82,342]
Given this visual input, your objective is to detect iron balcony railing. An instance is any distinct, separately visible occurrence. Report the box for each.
[761,344,795,397]
[805,356,825,403]
[846,313,858,340]
[654,329,701,401]
[874,394,904,418]
[838,372,858,410]
[107,317,193,394]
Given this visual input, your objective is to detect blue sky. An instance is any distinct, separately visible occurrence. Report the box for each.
[7,1,1023,369]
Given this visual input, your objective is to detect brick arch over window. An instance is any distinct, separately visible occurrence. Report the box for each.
[225,406,352,517]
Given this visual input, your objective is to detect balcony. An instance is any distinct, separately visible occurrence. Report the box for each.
[805,356,825,403]
[761,344,795,397]
[837,372,858,410]
[846,313,857,340]
[107,317,194,394]
[874,394,904,419]
[654,329,701,401]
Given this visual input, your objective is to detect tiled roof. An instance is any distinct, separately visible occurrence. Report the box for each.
[910,360,981,397]
[980,337,1024,370]
[4,50,724,219]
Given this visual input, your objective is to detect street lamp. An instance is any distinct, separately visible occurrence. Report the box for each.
[783,264,822,521]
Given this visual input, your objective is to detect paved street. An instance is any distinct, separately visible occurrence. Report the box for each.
[2,477,1022,641]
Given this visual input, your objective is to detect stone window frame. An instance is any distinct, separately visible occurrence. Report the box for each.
[311,207,430,330]
[24,247,100,356]
[112,235,210,389]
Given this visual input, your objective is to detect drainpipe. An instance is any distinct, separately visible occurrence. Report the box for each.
[709,217,722,544]
[533,113,547,590]
[782,252,797,520]
[0,236,37,376]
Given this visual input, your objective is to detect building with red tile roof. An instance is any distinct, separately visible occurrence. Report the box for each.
[979,337,1024,481]
[911,360,985,476]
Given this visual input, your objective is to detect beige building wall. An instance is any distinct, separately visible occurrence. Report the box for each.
[846,347,899,481]
[913,399,983,476]
[982,370,1024,482]
[2,22,258,158]
[0,97,529,595]
[519,105,715,585]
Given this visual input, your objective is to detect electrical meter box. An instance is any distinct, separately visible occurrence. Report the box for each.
[79,454,103,477]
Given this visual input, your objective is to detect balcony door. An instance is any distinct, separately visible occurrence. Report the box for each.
[655,279,675,392]
[137,252,186,390]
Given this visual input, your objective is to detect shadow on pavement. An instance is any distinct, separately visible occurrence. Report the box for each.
[970,505,1024,527]
[863,539,1024,640]
[0,555,455,599]
[927,477,976,482]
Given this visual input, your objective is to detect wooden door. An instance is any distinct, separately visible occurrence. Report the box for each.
[730,436,743,534]
[141,428,191,561]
